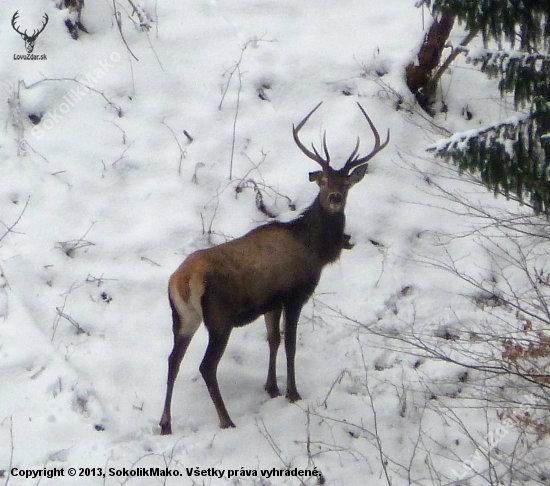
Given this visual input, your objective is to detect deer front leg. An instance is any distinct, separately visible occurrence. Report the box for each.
[283,302,303,402]
[264,308,282,398]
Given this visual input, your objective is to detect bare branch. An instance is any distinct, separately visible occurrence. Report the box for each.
[161,120,186,175]
[0,196,30,244]
[113,1,139,61]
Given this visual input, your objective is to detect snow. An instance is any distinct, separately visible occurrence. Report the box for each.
[428,115,525,154]
[1,1,548,485]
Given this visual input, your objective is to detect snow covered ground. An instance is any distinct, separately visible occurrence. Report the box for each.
[1,1,548,485]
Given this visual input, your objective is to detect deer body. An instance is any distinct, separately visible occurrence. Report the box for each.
[159,103,389,434]
[172,205,343,329]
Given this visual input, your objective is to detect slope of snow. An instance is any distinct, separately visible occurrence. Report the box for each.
[1,1,547,485]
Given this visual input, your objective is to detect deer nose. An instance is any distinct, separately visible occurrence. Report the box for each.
[328,193,343,204]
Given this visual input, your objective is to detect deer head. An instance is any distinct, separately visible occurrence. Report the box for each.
[293,102,390,214]
[12,11,49,54]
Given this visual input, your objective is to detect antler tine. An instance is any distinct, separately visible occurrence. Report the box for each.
[11,11,24,35]
[309,131,331,163]
[40,13,49,31]
[344,137,361,167]
[309,132,330,163]
[31,14,49,38]
[322,130,330,163]
[293,102,329,169]
[344,102,390,172]
[311,144,325,163]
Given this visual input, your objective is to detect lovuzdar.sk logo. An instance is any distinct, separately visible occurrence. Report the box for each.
[12,10,48,60]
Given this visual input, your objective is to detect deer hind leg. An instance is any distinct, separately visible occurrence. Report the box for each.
[199,323,234,428]
[159,293,202,435]
[264,308,282,398]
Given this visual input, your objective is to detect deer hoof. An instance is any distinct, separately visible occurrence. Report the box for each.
[265,383,281,398]
[220,420,236,429]
[286,390,302,403]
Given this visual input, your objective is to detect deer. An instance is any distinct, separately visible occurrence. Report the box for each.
[159,102,389,434]
[11,11,49,54]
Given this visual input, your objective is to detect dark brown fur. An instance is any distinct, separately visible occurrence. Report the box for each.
[159,103,389,434]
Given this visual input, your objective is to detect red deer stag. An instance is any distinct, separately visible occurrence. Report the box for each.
[159,102,389,434]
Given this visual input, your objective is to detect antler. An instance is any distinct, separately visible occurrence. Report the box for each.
[11,12,49,39]
[30,13,49,39]
[11,11,25,36]
[343,102,390,173]
[293,102,330,170]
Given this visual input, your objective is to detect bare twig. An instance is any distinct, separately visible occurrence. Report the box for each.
[229,66,242,180]
[111,141,134,166]
[126,0,152,30]
[429,29,480,94]
[321,369,350,409]
[2,416,14,486]
[6,80,26,156]
[24,77,122,117]
[22,141,52,164]
[257,419,285,464]
[161,120,186,175]
[191,162,205,184]
[113,0,139,61]
[109,121,127,144]
[256,419,307,486]
[233,153,296,216]
[140,256,161,266]
[57,222,96,258]
[219,39,252,110]
[55,307,89,336]
[154,0,159,38]
[235,179,277,218]
[0,196,30,244]
[86,274,118,287]
[359,340,393,486]
[218,38,274,179]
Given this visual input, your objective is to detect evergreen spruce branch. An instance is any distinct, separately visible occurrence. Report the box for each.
[423,2,550,216]
[466,50,549,67]
[427,117,527,155]
[462,50,550,109]
[432,0,549,49]
[429,115,550,214]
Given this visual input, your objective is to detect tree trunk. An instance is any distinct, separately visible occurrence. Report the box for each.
[406,10,456,115]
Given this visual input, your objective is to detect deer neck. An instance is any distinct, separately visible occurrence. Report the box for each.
[291,195,345,265]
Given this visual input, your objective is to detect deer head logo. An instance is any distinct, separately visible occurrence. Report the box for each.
[12,11,49,54]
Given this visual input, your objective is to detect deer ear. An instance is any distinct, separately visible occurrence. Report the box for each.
[309,171,323,183]
[348,164,368,185]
